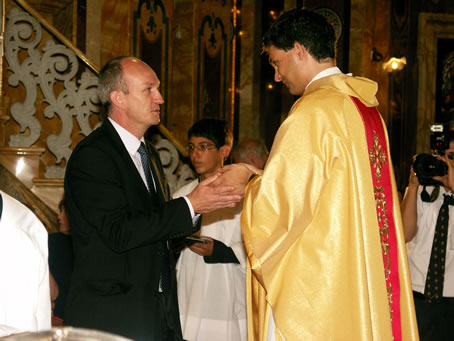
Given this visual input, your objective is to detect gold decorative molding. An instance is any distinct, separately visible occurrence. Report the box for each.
[32,177,64,186]
[0,162,59,232]
[417,13,454,153]
[26,0,73,15]
[0,146,45,191]
[31,178,64,213]
[0,146,45,156]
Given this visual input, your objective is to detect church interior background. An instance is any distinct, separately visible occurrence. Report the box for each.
[0,0,453,232]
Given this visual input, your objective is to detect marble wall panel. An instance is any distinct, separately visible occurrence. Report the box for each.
[171,0,196,144]
[349,0,390,122]
[86,0,102,67]
[237,0,261,141]
[101,0,132,66]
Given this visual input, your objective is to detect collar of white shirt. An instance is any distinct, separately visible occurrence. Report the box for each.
[306,66,343,89]
[108,117,144,156]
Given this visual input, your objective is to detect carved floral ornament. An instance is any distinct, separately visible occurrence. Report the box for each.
[368,131,394,323]
[5,7,100,178]
[4,7,194,192]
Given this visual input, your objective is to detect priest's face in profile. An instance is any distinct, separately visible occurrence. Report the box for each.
[267,44,307,96]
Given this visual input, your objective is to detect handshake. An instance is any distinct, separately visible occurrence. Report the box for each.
[211,163,263,195]
[186,163,263,214]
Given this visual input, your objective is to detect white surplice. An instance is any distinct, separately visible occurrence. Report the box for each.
[174,180,247,341]
[0,190,51,336]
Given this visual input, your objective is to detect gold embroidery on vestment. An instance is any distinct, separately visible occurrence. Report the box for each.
[369,130,394,323]
[369,131,386,183]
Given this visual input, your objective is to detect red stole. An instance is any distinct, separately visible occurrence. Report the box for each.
[351,96,402,341]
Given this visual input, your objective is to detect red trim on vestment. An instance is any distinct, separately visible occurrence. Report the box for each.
[351,96,402,341]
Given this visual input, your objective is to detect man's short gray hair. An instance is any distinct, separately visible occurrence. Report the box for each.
[98,56,130,118]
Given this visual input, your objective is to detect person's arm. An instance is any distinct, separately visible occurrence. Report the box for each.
[66,145,195,252]
[49,272,59,315]
[203,239,239,264]
[208,163,263,196]
[186,236,239,263]
[400,180,419,242]
[187,174,243,213]
[66,144,241,253]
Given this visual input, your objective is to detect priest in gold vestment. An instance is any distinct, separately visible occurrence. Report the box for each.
[226,9,419,341]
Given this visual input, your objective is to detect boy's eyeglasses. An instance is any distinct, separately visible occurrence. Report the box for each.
[186,143,217,152]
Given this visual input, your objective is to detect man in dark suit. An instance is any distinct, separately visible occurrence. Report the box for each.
[63,56,242,340]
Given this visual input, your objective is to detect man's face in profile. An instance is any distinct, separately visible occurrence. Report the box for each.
[267,44,306,96]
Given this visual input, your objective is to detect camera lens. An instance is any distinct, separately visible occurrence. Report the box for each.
[413,153,447,185]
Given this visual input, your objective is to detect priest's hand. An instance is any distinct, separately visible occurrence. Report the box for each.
[211,163,263,196]
[187,174,243,214]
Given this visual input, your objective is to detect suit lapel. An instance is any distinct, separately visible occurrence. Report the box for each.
[102,119,171,208]
[102,119,154,200]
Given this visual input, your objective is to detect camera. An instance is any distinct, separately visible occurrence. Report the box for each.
[413,123,451,186]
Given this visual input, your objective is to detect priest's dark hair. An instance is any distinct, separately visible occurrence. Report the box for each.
[263,9,336,62]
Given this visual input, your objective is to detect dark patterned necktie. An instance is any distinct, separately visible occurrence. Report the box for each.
[137,142,155,193]
[137,142,170,294]
[424,193,454,303]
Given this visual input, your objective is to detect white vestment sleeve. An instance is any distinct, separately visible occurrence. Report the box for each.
[0,191,51,336]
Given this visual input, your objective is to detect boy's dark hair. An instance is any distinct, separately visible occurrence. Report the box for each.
[263,9,336,62]
[188,118,233,148]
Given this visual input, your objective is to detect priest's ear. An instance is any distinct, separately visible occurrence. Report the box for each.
[294,42,310,60]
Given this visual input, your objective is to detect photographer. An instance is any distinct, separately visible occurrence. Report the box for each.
[401,137,454,341]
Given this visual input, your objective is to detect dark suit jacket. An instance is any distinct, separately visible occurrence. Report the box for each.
[64,119,195,340]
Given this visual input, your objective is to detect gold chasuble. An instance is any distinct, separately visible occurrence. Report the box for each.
[241,74,419,340]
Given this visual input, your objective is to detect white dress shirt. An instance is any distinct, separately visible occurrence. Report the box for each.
[406,185,454,297]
